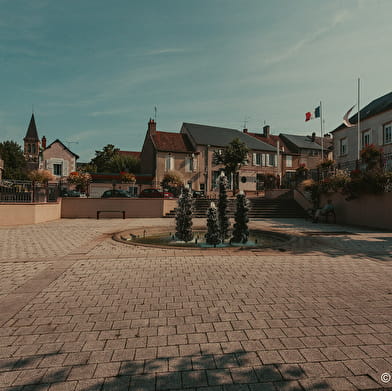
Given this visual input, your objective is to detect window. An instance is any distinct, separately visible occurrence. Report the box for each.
[384,124,392,144]
[361,130,371,148]
[253,153,262,166]
[339,138,348,156]
[269,154,276,167]
[165,154,173,171]
[286,155,293,167]
[185,155,196,172]
[53,164,62,176]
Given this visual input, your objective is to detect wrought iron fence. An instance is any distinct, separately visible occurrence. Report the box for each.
[0,180,60,203]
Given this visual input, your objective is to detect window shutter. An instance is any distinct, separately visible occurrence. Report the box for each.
[193,157,197,171]
[63,160,68,176]
[252,153,257,165]
[262,154,266,166]
[274,155,277,167]
[170,156,174,170]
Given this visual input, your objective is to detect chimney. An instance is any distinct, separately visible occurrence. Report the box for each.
[148,118,156,133]
[243,128,248,133]
[41,136,47,149]
[311,132,316,142]
[263,125,270,137]
[324,133,331,138]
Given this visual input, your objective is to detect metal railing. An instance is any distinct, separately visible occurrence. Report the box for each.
[0,180,60,203]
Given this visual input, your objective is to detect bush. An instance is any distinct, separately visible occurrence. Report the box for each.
[28,169,54,183]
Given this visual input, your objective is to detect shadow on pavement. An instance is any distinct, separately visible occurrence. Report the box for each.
[0,350,331,390]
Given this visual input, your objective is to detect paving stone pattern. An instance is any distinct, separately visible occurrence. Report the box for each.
[0,218,391,390]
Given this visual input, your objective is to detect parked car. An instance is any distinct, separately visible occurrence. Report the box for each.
[61,189,81,197]
[101,189,132,198]
[139,188,174,198]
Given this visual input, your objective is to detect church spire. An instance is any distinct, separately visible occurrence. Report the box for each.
[24,114,39,141]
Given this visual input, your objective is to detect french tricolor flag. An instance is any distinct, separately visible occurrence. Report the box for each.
[305,106,320,121]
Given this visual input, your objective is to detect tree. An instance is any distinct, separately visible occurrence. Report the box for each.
[90,144,120,172]
[28,169,54,183]
[231,191,250,244]
[214,138,249,195]
[205,202,221,246]
[0,141,28,180]
[107,154,140,174]
[217,172,230,241]
[161,171,183,196]
[175,186,194,242]
[67,171,92,193]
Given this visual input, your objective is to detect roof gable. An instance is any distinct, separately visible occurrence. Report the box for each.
[24,114,39,141]
[152,131,194,153]
[182,123,276,151]
[44,139,79,159]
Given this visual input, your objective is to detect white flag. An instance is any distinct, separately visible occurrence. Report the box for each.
[343,105,356,128]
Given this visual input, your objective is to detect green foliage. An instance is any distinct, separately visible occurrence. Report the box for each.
[231,192,250,244]
[107,154,140,174]
[317,159,334,170]
[161,171,183,196]
[360,144,382,170]
[175,186,194,242]
[77,163,97,173]
[90,144,120,172]
[217,173,230,240]
[205,202,221,246]
[0,140,28,180]
[213,138,249,194]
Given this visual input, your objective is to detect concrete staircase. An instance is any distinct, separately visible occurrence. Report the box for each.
[164,195,307,219]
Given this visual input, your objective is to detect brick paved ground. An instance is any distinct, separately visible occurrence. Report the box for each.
[0,218,391,390]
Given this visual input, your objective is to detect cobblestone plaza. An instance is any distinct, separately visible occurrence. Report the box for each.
[0,218,391,390]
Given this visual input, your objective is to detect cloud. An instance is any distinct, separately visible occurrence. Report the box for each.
[145,48,186,56]
[263,9,351,66]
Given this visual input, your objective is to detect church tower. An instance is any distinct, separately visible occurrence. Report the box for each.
[23,114,40,171]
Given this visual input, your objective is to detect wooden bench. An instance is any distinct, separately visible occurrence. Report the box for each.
[96,210,125,219]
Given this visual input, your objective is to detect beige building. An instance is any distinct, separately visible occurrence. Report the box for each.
[331,91,392,171]
[40,138,79,180]
[140,119,279,196]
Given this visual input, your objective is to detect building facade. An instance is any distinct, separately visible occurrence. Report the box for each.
[140,119,279,196]
[40,139,79,180]
[331,91,392,171]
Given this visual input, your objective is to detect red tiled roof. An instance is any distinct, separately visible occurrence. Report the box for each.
[152,131,194,153]
[118,150,141,159]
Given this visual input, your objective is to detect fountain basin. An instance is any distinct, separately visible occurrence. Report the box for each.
[113,227,292,250]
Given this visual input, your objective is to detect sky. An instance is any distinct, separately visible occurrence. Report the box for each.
[1,0,391,161]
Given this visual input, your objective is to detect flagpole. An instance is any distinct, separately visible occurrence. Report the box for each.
[357,78,361,161]
[320,101,324,161]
